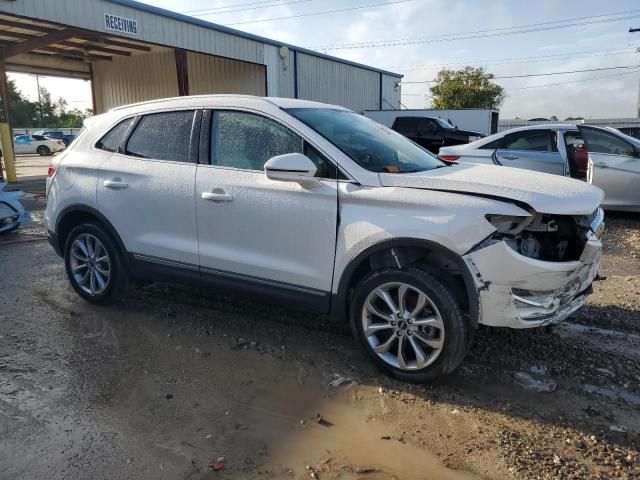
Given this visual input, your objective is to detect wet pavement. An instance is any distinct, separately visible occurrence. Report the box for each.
[0,197,638,479]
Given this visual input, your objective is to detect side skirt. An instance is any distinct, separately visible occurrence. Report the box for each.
[127,253,331,314]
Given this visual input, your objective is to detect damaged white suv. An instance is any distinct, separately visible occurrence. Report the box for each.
[45,96,604,382]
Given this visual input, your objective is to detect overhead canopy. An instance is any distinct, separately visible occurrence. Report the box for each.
[0,13,159,79]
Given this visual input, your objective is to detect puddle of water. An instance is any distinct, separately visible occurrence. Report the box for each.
[237,382,478,480]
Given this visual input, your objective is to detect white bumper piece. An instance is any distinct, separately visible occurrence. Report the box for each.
[463,231,602,329]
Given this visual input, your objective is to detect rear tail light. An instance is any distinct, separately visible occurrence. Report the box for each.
[438,155,460,163]
[47,166,56,177]
[56,140,64,146]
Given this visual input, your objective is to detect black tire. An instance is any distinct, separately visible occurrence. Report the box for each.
[37,145,51,156]
[349,266,470,383]
[63,222,129,304]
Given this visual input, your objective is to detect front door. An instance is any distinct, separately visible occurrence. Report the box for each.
[195,109,338,295]
[494,129,565,175]
[579,126,640,209]
[96,110,199,265]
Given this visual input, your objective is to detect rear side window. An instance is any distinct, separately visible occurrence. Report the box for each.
[582,129,635,156]
[480,139,500,150]
[125,111,195,162]
[502,130,558,152]
[393,117,418,133]
[96,118,134,153]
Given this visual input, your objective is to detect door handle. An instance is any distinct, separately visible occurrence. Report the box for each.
[202,191,234,203]
[593,162,608,168]
[501,155,519,160]
[103,179,128,190]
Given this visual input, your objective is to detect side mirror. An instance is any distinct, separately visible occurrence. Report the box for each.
[264,153,320,187]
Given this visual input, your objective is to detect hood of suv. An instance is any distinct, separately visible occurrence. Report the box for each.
[379,163,603,215]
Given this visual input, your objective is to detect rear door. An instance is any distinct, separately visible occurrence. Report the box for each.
[96,110,199,265]
[392,117,419,142]
[579,126,640,209]
[495,129,565,175]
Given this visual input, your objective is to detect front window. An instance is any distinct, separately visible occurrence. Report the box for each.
[286,108,444,173]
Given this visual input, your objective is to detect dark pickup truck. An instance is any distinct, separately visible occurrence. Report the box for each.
[391,116,484,153]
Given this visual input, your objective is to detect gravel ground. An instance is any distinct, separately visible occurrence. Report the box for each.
[0,197,638,479]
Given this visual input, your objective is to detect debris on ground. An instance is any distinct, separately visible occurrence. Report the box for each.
[609,425,628,433]
[165,393,173,400]
[209,462,225,471]
[513,372,557,392]
[328,374,354,388]
[529,365,548,375]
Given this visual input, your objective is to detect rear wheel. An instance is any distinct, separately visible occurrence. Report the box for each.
[64,223,129,304]
[350,266,470,382]
[37,145,51,156]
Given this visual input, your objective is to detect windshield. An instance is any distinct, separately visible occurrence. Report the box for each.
[286,108,445,173]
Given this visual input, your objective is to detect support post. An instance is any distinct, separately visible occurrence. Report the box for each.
[89,63,98,114]
[0,59,16,182]
[175,49,189,96]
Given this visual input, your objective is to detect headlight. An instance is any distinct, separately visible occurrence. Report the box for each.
[486,214,532,234]
[468,135,481,142]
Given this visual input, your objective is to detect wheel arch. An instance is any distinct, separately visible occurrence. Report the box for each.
[331,238,480,327]
[55,204,127,258]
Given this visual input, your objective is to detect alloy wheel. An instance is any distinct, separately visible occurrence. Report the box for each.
[69,233,111,295]
[361,282,445,370]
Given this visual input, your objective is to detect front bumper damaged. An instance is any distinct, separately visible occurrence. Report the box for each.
[463,231,602,329]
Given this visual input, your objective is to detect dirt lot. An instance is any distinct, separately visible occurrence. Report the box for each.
[0,194,638,480]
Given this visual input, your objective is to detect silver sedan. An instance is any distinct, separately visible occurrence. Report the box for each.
[439,124,640,212]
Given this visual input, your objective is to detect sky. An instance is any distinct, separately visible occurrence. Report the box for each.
[9,0,640,119]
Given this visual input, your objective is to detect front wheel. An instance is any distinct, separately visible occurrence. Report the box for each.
[350,267,470,383]
[64,223,129,304]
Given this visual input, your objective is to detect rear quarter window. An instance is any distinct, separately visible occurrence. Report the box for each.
[96,118,135,153]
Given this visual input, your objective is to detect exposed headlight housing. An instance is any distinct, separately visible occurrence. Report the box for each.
[485,214,532,235]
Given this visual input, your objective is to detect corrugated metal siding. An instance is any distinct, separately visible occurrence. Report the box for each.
[3,0,264,64]
[263,45,294,98]
[297,53,380,112]
[92,51,178,112]
[187,52,266,96]
[381,74,401,109]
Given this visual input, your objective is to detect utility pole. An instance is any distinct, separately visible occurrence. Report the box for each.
[35,75,42,127]
[630,28,640,117]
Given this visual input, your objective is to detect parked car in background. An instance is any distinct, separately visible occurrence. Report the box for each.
[13,134,66,156]
[32,129,76,146]
[45,95,604,382]
[618,126,640,140]
[364,109,499,136]
[391,116,484,153]
[439,124,640,212]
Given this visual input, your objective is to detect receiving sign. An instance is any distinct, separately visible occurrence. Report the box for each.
[104,13,138,36]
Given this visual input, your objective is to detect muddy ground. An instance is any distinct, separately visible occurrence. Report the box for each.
[0,195,638,480]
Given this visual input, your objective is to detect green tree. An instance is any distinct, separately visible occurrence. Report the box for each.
[429,67,505,109]
[58,108,93,128]
[35,86,58,126]
[7,79,37,127]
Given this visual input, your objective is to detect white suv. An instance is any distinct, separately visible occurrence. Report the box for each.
[45,95,604,382]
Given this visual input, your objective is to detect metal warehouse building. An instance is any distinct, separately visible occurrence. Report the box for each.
[0,0,403,114]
